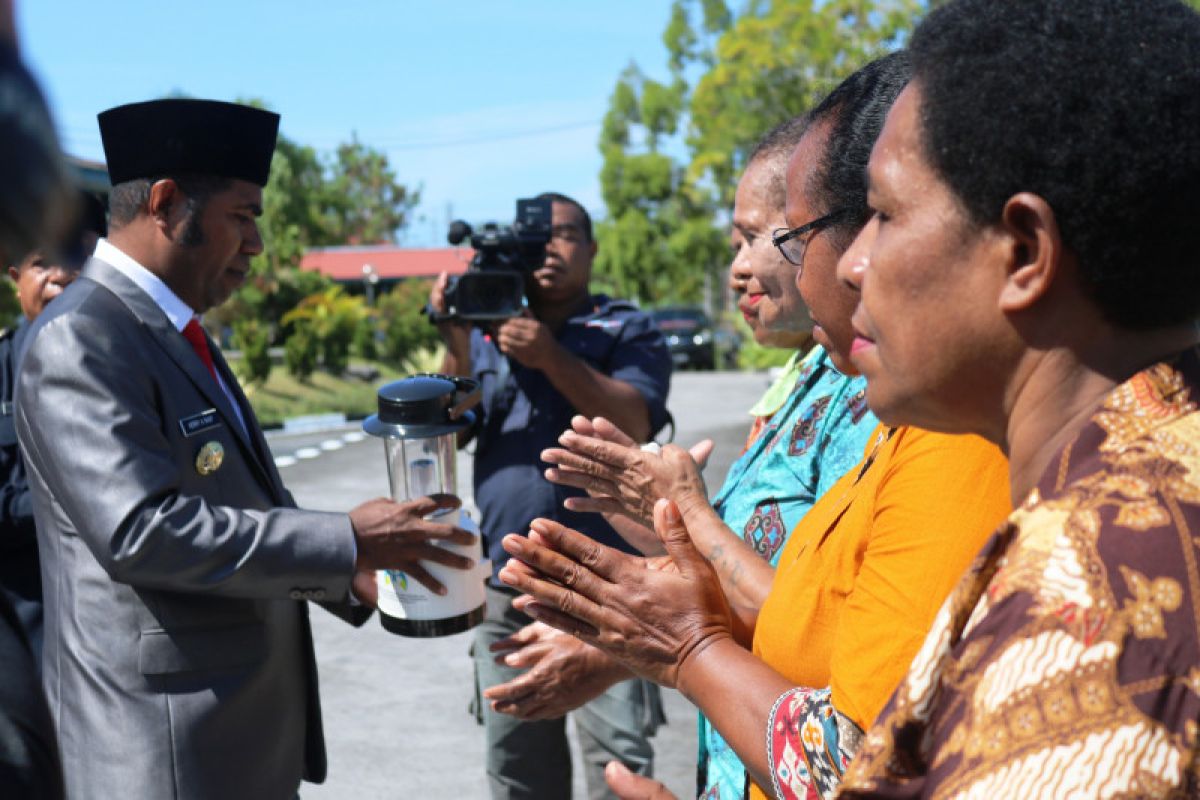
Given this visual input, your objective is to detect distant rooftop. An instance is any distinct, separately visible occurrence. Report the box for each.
[67,155,110,195]
[300,245,473,282]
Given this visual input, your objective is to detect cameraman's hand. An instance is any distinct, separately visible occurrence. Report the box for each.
[431,272,472,354]
[348,494,477,606]
[495,310,561,371]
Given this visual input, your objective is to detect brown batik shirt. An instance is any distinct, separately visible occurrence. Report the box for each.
[839,348,1200,798]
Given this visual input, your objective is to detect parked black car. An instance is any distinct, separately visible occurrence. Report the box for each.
[651,306,716,370]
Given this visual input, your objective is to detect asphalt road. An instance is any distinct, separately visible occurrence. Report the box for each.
[279,370,771,799]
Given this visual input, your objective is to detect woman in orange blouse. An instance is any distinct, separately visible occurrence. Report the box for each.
[748,427,1006,799]
[495,53,1011,800]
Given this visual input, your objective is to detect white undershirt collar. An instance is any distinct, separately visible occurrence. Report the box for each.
[93,238,194,332]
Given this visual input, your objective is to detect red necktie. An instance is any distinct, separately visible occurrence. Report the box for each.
[182,319,219,384]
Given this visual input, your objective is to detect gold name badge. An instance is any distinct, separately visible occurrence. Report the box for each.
[195,441,225,475]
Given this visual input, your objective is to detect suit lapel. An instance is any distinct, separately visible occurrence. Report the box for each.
[81,259,278,495]
[207,343,288,503]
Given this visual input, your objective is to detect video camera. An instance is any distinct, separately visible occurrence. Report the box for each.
[434,196,553,322]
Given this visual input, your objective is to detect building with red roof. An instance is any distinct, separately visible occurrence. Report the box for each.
[299,245,473,291]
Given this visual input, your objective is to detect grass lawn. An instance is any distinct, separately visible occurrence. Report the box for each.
[231,349,442,428]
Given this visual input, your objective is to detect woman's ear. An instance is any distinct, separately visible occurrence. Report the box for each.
[997,192,1064,313]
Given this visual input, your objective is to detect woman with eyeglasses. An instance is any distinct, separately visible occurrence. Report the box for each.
[496,53,1012,800]
[483,112,881,800]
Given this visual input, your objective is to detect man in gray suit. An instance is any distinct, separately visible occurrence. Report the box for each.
[14,98,476,800]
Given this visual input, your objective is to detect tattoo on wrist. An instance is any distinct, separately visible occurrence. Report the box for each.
[728,560,744,589]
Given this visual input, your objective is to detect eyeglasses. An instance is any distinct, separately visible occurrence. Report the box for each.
[772,208,851,267]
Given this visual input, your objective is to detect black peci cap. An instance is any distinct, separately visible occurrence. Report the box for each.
[98,99,280,186]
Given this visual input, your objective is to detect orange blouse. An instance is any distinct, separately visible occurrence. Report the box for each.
[752,424,1011,743]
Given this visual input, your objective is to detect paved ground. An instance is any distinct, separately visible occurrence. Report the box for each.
[278,370,770,798]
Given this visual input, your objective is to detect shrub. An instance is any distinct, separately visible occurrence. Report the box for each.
[284,327,318,382]
[232,318,272,385]
[377,279,439,368]
[321,326,354,375]
[354,316,380,361]
[281,286,367,374]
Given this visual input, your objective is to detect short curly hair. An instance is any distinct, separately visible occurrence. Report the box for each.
[909,0,1200,330]
[747,113,812,213]
[535,192,593,242]
[807,50,912,250]
[107,173,231,230]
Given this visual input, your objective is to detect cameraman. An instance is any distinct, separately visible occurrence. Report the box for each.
[431,192,672,800]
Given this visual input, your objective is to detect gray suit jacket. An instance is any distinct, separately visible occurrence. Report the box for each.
[15,258,362,800]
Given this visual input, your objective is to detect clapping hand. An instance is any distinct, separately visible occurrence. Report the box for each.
[483,621,631,721]
[605,762,679,800]
[497,498,733,690]
[541,415,714,529]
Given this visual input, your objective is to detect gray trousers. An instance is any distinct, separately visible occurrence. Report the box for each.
[472,585,663,800]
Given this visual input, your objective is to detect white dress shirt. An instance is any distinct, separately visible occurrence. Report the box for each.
[93,238,248,436]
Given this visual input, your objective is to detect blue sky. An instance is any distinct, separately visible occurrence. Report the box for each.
[16,1,675,245]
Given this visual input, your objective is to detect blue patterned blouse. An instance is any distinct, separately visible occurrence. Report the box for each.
[699,345,877,800]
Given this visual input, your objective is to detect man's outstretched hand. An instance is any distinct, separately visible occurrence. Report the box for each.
[348,494,477,606]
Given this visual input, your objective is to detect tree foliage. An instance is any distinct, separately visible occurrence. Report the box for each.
[595,64,721,304]
[253,128,420,252]
[595,0,926,307]
[216,104,420,345]
[325,137,419,246]
[688,0,920,206]
[375,279,441,369]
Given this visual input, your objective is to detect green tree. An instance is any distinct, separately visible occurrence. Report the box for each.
[595,0,925,308]
[323,136,420,245]
[217,107,419,343]
[687,0,920,207]
[594,64,724,304]
[354,315,380,362]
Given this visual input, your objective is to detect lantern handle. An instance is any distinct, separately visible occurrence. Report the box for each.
[414,373,481,421]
